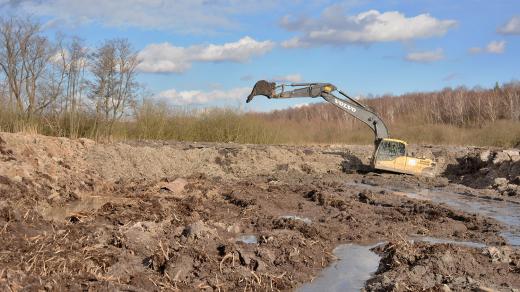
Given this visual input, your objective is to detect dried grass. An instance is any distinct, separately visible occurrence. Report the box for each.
[1,87,520,147]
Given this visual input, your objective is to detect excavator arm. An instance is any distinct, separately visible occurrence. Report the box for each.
[246,80,389,145]
[246,80,437,177]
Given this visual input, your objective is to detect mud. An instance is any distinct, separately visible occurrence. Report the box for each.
[366,241,520,292]
[0,132,518,291]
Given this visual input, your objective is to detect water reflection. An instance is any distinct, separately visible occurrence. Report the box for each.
[280,215,312,224]
[236,234,258,244]
[409,235,487,248]
[347,182,520,246]
[299,243,382,292]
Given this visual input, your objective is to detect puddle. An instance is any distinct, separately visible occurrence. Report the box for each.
[37,195,125,222]
[409,235,487,248]
[299,243,382,292]
[236,234,258,244]
[280,215,312,224]
[347,182,520,246]
[403,189,520,246]
[500,231,520,246]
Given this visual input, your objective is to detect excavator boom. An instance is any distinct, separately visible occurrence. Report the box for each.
[246,80,437,177]
[247,80,389,143]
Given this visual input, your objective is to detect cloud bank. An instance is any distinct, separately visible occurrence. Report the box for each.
[138,37,274,73]
[498,16,520,35]
[405,49,445,63]
[469,40,506,54]
[281,8,457,47]
[8,0,277,33]
[271,74,303,83]
[156,87,251,105]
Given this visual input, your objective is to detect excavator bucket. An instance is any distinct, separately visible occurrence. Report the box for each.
[246,80,276,103]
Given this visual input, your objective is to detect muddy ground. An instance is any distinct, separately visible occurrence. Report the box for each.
[0,132,519,291]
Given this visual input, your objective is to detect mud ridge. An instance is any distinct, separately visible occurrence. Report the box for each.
[0,132,518,291]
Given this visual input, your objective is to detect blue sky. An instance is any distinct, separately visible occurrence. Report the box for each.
[1,0,519,111]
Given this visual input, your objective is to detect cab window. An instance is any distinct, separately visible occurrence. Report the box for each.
[376,141,406,161]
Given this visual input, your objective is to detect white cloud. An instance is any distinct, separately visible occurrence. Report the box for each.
[405,49,444,63]
[281,37,310,49]
[11,0,277,33]
[486,40,506,54]
[157,87,251,105]
[498,16,520,35]
[292,103,309,109]
[137,37,275,73]
[469,40,506,54]
[281,8,457,47]
[271,74,303,83]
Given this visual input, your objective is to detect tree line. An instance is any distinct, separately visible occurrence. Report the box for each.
[0,17,140,137]
[266,82,520,129]
[1,17,518,145]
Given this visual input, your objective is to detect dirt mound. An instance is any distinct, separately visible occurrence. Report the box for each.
[366,240,520,291]
[445,148,520,196]
[0,132,518,290]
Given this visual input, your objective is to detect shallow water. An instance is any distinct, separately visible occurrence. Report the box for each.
[409,235,487,248]
[347,182,520,246]
[298,243,382,292]
[403,189,520,246]
[300,182,520,292]
[280,215,312,224]
[236,234,258,244]
[37,195,119,222]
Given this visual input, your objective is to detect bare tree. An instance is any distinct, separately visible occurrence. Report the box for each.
[55,37,88,138]
[264,82,520,130]
[88,38,139,135]
[65,37,87,113]
[38,35,68,116]
[0,18,35,113]
[0,17,64,119]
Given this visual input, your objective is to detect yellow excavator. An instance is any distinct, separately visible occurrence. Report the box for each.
[246,80,437,177]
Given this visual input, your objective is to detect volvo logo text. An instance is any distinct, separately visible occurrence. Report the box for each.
[334,99,357,113]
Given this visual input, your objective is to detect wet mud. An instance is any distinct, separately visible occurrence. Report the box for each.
[0,132,518,291]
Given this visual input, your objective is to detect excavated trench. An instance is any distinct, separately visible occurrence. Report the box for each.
[0,132,519,291]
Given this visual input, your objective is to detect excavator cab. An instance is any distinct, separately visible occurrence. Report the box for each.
[373,139,436,177]
[246,80,438,177]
